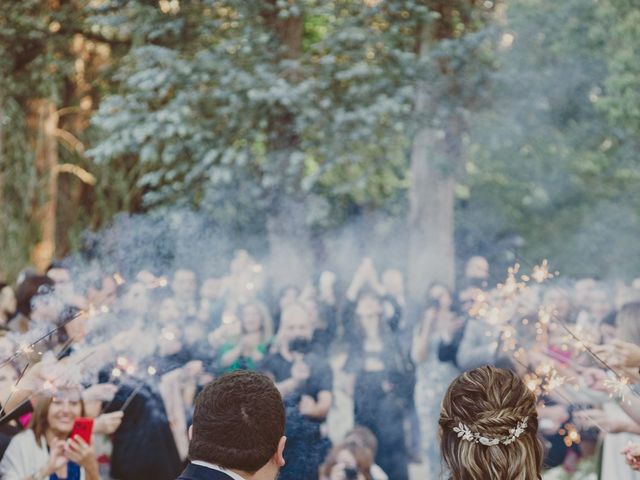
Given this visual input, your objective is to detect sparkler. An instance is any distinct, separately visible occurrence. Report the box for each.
[0,349,96,425]
[121,382,145,412]
[507,252,640,400]
[559,423,581,447]
[0,362,30,418]
[0,308,89,369]
[604,376,633,406]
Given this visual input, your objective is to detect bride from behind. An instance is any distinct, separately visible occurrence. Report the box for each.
[439,365,544,480]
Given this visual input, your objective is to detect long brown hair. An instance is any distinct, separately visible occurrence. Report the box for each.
[29,393,85,444]
[439,366,544,480]
[320,442,374,480]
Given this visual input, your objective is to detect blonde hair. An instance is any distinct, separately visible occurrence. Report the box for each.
[240,300,273,343]
[439,366,543,480]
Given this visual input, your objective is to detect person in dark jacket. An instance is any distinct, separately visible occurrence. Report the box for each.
[175,371,286,480]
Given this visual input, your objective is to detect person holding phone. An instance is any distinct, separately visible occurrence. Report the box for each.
[0,387,100,480]
[320,442,373,480]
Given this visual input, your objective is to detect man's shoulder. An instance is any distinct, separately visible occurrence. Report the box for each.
[176,463,237,480]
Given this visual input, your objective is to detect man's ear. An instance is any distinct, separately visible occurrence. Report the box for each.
[188,424,193,441]
[273,436,286,467]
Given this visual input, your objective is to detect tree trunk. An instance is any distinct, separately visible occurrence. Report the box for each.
[27,99,59,273]
[267,196,313,287]
[407,25,461,301]
[408,125,456,300]
[263,3,313,287]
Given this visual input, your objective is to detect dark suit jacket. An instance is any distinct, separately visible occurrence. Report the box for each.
[176,463,237,480]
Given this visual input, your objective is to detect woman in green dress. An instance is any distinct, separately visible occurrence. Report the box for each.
[217,301,273,372]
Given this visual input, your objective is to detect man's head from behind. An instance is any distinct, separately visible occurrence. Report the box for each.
[189,371,286,478]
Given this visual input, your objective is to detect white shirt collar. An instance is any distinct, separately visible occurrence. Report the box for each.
[191,460,248,480]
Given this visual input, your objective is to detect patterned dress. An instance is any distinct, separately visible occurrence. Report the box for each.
[415,334,459,479]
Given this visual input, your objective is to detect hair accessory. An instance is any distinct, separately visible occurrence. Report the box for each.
[453,416,528,446]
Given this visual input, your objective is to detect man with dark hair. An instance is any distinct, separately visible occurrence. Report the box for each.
[177,371,286,480]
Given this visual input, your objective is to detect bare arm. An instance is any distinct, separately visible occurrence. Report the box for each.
[219,343,243,368]
[411,311,435,364]
[300,391,333,420]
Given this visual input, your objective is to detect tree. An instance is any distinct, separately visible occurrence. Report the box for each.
[459,0,640,279]
[88,0,414,283]
[0,0,130,277]
[407,0,496,299]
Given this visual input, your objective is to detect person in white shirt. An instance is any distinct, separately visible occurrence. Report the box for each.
[0,387,100,480]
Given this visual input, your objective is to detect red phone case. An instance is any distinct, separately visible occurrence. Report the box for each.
[70,417,94,444]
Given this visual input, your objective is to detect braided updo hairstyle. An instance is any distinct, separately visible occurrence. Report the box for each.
[439,366,544,480]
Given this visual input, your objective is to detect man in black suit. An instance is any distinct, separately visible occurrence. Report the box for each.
[177,371,286,480]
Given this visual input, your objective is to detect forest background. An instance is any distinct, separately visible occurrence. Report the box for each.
[1,0,639,301]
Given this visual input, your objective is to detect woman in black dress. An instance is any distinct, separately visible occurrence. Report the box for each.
[344,291,412,480]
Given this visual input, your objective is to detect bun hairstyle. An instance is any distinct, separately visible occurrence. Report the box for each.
[439,366,543,480]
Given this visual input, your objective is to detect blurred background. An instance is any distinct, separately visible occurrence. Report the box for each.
[1,0,639,295]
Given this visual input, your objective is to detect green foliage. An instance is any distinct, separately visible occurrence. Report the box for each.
[1,0,639,281]
[460,0,640,278]
[88,1,425,228]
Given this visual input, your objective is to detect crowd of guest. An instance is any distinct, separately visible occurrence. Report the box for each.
[0,250,639,479]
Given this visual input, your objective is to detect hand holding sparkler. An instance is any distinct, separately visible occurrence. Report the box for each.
[623,443,640,471]
[592,339,640,370]
[94,410,124,435]
[573,408,640,434]
[537,404,569,435]
[82,383,118,403]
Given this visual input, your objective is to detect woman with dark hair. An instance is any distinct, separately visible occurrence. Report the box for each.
[0,387,100,480]
[320,442,374,480]
[412,283,462,478]
[10,276,55,333]
[344,291,411,480]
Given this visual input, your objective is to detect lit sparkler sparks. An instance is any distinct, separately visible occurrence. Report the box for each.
[523,260,557,284]
[116,356,136,376]
[497,264,527,296]
[559,423,581,447]
[604,376,633,405]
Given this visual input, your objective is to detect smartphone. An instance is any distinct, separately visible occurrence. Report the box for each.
[70,417,94,444]
[344,467,358,480]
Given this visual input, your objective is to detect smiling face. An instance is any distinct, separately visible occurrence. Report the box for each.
[46,391,83,436]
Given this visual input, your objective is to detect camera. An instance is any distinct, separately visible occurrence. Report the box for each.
[289,337,312,355]
[344,467,358,480]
